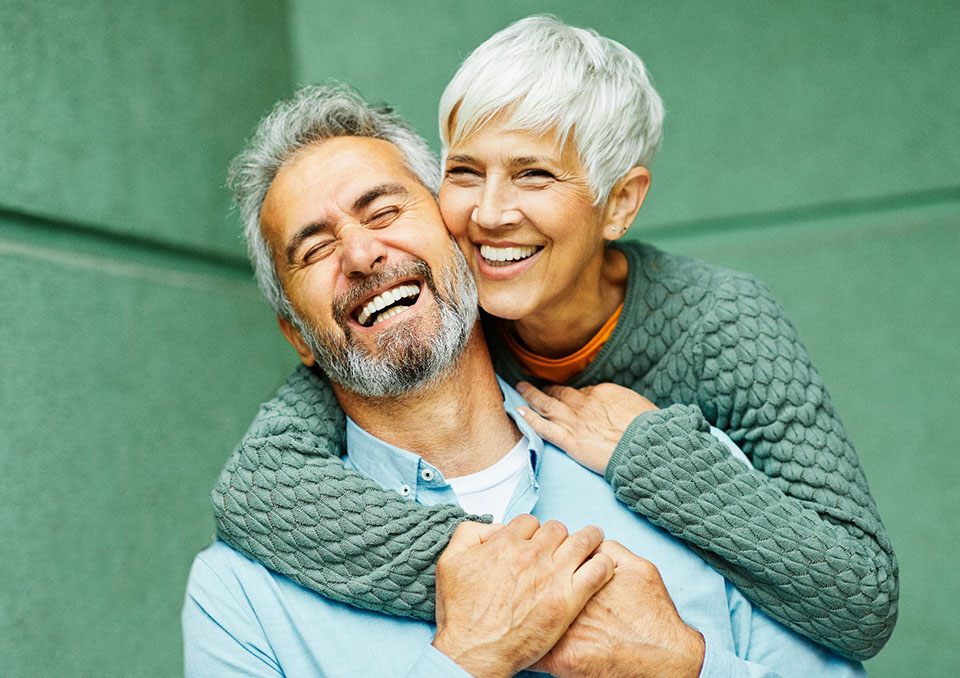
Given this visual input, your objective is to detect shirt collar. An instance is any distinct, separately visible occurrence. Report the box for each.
[345,376,542,497]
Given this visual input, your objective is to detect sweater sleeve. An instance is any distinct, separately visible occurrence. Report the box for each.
[604,276,898,660]
[211,364,477,620]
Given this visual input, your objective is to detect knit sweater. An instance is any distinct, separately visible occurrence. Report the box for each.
[212,241,898,661]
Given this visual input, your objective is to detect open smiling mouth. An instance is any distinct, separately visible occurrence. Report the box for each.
[478,244,543,267]
[353,282,422,328]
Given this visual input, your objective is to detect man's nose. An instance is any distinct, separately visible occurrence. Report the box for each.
[339,225,388,278]
[473,175,522,230]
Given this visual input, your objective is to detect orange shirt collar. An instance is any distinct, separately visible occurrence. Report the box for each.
[499,303,624,383]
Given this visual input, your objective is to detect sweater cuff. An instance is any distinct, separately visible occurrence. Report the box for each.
[604,403,709,484]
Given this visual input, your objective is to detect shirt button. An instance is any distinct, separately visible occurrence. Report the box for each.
[399,484,411,496]
[420,469,435,482]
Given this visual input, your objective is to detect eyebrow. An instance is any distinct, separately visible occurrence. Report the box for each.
[510,156,549,167]
[445,154,552,167]
[352,182,408,211]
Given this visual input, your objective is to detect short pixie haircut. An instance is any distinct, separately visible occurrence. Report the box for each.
[439,15,664,205]
[228,83,440,319]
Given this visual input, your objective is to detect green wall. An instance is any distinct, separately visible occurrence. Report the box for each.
[2,1,958,675]
[0,2,295,676]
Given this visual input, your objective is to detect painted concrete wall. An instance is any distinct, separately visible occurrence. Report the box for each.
[2,1,958,675]
[0,2,295,676]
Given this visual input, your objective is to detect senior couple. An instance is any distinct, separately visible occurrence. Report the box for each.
[183,15,896,677]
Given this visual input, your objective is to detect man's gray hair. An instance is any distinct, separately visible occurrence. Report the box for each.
[439,15,664,206]
[228,83,441,318]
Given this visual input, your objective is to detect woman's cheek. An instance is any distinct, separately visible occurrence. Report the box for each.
[438,187,468,236]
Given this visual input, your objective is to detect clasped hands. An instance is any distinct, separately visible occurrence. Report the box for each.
[432,516,705,678]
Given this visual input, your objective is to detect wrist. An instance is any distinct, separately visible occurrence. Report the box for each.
[431,632,512,678]
[681,628,706,678]
[603,404,707,483]
[604,412,655,482]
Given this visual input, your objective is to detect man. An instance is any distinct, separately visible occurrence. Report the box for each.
[182,85,865,677]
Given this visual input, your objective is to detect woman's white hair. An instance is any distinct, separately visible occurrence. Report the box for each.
[439,15,664,205]
[228,83,440,319]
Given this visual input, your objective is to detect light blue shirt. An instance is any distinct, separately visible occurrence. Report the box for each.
[183,380,865,677]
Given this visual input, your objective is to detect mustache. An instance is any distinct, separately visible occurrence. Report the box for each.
[331,259,436,327]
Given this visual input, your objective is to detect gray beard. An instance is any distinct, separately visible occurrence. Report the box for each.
[291,243,478,398]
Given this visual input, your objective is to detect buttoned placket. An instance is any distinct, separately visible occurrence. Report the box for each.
[414,460,459,507]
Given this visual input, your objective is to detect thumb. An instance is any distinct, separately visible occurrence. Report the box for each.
[597,540,636,567]
[571,551,615,604]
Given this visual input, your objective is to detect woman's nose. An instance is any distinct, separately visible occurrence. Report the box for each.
[473,178,522,229]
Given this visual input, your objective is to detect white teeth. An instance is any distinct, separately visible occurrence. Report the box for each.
[357,283,420,326]
[479,244,538,263]
[371,305,406,326]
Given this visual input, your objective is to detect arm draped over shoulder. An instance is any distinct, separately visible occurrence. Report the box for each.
[211,364,477,620]
[604,271,897,659]
[211,243,898,660]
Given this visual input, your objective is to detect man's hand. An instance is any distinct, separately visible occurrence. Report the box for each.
[432,516,615,678]
[533,541,705,678]
[516,382,658,475]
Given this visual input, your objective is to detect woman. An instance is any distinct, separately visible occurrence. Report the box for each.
[216,16,897,660]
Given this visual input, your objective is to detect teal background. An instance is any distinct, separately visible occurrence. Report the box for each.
[1,1,957,675]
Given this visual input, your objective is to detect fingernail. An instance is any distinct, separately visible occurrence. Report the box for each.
[516,382,529,392]
[516,407,527,416]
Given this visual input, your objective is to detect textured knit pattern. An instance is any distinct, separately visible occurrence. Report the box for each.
[212,241,898,660]
[211,365,476,619]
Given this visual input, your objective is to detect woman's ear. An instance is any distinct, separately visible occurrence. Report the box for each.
[602,166,651,241]
[277,316,317,367]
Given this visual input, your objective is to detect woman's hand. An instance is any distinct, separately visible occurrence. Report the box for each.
[515,382,658,475]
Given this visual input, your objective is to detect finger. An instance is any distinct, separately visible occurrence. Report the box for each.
[497,513,540,541]
[571,551,616,603]
[596,539,644,568]
[531,519,569,553]
[597,541,661,582]
[553,525,605,571]
[517,382,569,419]
[542,383,585,405]
[516,406,571,449]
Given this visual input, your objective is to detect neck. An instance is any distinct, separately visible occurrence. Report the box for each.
[508,246,628,357]
[333,326,521,478]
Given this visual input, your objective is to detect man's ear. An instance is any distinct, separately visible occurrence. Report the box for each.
[602,166,651,241]
[277,316,317,367]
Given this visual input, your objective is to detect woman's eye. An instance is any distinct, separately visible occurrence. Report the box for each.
[445,166,480,178]
[518,169,555,180]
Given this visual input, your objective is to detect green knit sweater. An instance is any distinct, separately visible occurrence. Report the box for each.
[212,241,898,660]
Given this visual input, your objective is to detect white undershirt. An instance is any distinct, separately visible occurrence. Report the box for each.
[444,427,750,524]
[446,437,529,523]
